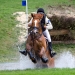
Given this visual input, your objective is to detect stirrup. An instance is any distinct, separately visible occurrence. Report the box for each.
[51,51,56,57]
[19,50,27,56]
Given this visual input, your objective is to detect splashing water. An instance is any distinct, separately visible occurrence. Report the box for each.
[55,51,75,68]
[0,54,36,70]
[0,51,75,70]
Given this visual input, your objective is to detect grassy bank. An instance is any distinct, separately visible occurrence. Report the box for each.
[0,68,75,75]
[53,44,75,55]
[0,0,75,62]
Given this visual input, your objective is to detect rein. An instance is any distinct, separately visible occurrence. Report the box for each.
[30,30,42,46]
[30,13,43,46]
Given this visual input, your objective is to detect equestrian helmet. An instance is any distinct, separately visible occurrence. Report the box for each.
[37,8,45,14]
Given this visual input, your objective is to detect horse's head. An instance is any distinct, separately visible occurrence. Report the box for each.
[31,13,43,34]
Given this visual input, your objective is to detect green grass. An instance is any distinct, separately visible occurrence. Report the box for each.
[0,0,75,62]
[0,0,22,62]
[0,68,75,75]
[53,44,75,56]
[28,0,75,12]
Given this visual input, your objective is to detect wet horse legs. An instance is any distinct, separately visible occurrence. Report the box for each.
[39,47,48,63]
[26,43,37,63]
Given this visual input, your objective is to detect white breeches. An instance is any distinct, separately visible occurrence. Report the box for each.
[43,29,51,42]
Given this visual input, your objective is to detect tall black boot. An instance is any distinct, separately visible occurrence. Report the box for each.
[19,49,27,56]
[48,42,56,57]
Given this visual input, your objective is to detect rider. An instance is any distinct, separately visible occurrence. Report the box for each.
[19,8,56,57]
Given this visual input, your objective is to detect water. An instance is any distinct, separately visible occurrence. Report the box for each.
[0,54,36,70]
[0,51,75,70]
[55,51,75,68]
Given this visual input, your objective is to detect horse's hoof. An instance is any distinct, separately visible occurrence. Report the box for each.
[41,57,48,63]
[31,57,37,63]
[28,51,37,63]
[28,51,34,59]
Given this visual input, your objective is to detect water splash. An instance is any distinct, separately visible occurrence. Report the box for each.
[55,51,75,68]
[19,54,36,69]
[0,54,36,70]
[0,51,75,70]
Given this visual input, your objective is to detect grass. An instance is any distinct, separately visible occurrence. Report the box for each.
[28,0,75,12]
[0,68,75,75]
[0,0,75,62]
[53,44,75,56]
[0,0,22,62]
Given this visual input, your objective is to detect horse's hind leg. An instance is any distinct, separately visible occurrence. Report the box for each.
[47,57,55,68]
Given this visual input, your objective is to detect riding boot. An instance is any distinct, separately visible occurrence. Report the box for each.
[19,49,27,56]
[48,42,56,57]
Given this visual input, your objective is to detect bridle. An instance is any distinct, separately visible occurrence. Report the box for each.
[30,19,42,40]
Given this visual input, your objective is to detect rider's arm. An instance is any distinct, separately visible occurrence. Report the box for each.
[44,17,53,30]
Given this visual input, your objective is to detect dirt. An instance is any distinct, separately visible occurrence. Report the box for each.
[47,5,75,18]
[13,12,28,44]
[46,6,75,42]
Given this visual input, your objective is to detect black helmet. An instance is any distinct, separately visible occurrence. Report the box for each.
[37,8,45,14]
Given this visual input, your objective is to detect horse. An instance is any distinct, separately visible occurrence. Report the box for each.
[25,13,55,68]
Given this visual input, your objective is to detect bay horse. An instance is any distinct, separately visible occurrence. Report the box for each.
[25,13,54,68]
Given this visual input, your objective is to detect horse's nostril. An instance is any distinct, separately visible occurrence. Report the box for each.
[36,32,38,33]
[33,29,37,33]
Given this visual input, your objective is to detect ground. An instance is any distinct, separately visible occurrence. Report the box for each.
[47,5,75,18]
[46,6,75,43]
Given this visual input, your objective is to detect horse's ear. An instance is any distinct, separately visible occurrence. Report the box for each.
[31,13,35,18]
[31,12,36,17]
[31,13,33,17]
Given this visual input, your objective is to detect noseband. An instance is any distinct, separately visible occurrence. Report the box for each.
[32,27,39,34]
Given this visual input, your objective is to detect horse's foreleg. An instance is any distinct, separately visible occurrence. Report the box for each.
[26,43,32,51]
[26,43,37,63]
[39,47,55,68]
[39,47,48,63]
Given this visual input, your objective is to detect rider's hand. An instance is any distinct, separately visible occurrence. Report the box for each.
[44,25,46,29]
